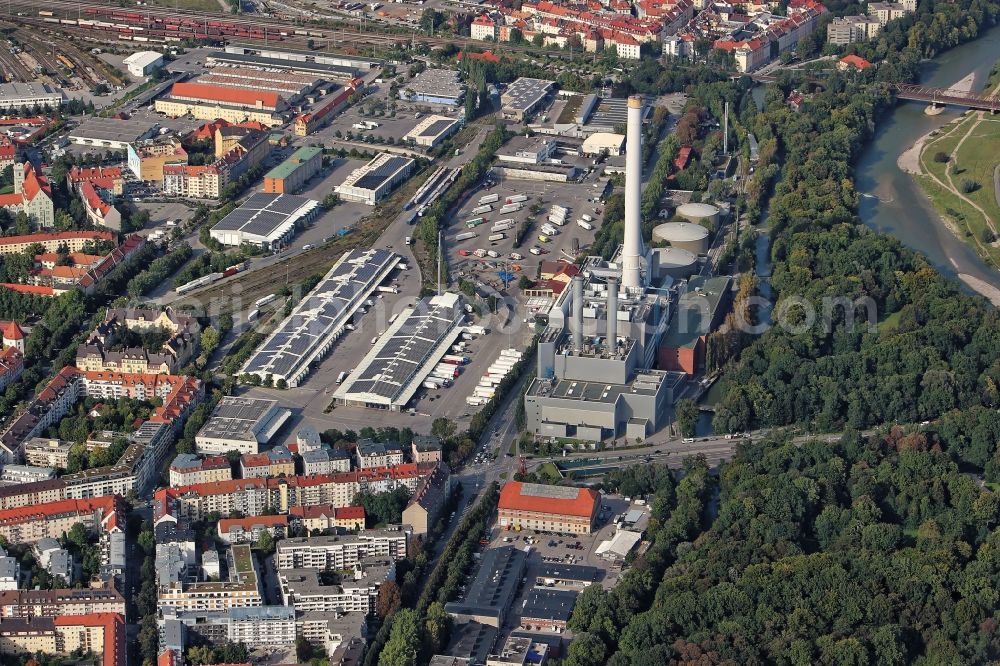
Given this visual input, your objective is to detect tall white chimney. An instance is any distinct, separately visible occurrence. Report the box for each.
[606,277,618,357]
[572,275,584,353]
[622,96,643,291]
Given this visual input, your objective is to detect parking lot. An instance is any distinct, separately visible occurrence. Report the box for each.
[446,172,609,287]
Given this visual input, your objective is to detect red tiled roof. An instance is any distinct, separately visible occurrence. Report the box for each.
[0,495,121,528]
[20,163,50,201]
[1,283,55,296]
[499,481,599,518]
[53,613,125,666]
[171,82,282,109]
[3,321,23,341]
[840,54,873,70]
[336,505,365,521]
[218,514,289,533]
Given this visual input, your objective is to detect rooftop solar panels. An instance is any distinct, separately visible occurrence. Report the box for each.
[354,156,412,190]
[420,119,455,137]
[239,249,400,387]
[210,193,319,247]
[334,293,465,408]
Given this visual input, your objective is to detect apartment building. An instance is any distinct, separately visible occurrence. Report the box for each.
[0,496,123,546]
[169,453,233,487]
[276,527,409,570]
[157,544,263,613]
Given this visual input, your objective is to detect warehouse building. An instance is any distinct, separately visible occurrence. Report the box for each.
[401,68,465,106]
[581,132,625,157]
[240,249,401,387]
[498,481,600,535]
[404,115,462,148]
[210,192,319,249]
[333,293,467,411]
[335,153,415,205]
[0,82,64,111]
[123,51,164,78]
[155,82,288,127]
[70,117,159,150]
[194,396,291,455]
[220,44,380,75]
[196,67,321,103]
[501,78,555,122]
[263,146,323,194]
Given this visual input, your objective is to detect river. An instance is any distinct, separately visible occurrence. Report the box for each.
[856,25,1000,293]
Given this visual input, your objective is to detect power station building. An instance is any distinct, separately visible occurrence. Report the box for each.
[523,96,690,443]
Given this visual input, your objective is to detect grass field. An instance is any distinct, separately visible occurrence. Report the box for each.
[537,462,563,481]
[918,113,1000,269]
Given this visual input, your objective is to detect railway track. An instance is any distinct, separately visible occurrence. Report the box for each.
[8,0,581,59]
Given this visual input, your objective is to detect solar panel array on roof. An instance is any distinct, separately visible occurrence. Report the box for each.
[337,294,464,406]
[240,249,400,385]
[419,119,456,137]
[354,156,412,190]
[211,193,318,242]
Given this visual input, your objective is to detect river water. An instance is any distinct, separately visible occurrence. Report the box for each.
[696,34,1000,432]
[856,26,1000,289]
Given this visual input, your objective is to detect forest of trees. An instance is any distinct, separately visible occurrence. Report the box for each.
[711,0,1000,443]
[567,435,1000,664]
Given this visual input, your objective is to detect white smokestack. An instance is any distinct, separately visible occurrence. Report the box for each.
[622,96,643,290]
[606,277,618,357]
[572,275,584,353]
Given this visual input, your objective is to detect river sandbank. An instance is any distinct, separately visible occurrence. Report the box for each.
[895,71,1000,302]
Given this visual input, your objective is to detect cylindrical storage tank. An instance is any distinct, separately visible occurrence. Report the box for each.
[676,202,720,227]
[654,247,699,279]
[652,221,710,254]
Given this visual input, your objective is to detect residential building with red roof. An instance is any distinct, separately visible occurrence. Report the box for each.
[498,481,600,534]
[217,514,290,544]
[2,321,24,353]
[838,54,874,71]
[0,495,123,545]
[162,127,270,199]
[294,81,358,137]
[0,161,54,227]
[160,463,438,520]
[67,166,124,196]
[76,181,121,231]
[169,453,232,487]
[289,504,366,533]
[0,137,17,172]
[471,13,500,40]
[0,231,114,255]
[0,347,23,393]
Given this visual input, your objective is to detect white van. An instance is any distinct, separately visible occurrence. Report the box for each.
[337,371,348,384]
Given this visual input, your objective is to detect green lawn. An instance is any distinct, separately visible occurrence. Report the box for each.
[877,310,902,334]
[537,462,563,481]
[918,114,1000,268]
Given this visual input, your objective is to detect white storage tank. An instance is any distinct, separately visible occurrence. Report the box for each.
[676,202,721,227]
[652,221,710,254]
[654,246,699,279]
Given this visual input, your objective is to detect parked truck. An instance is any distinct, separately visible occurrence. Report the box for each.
[506,194,528,204]
[491,219,515,232]
[466,325,488,335]
[455,231,477,241]
[487,233,505,242]
[582,213,594,222]
[499,203,522,214]
[578,220,594,230]
[471,205,492,215]
[478,193,500,205]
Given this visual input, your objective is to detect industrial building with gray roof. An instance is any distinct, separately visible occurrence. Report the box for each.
[210,192,320,249]
[333,292,466,411]
[240,248,401,387]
